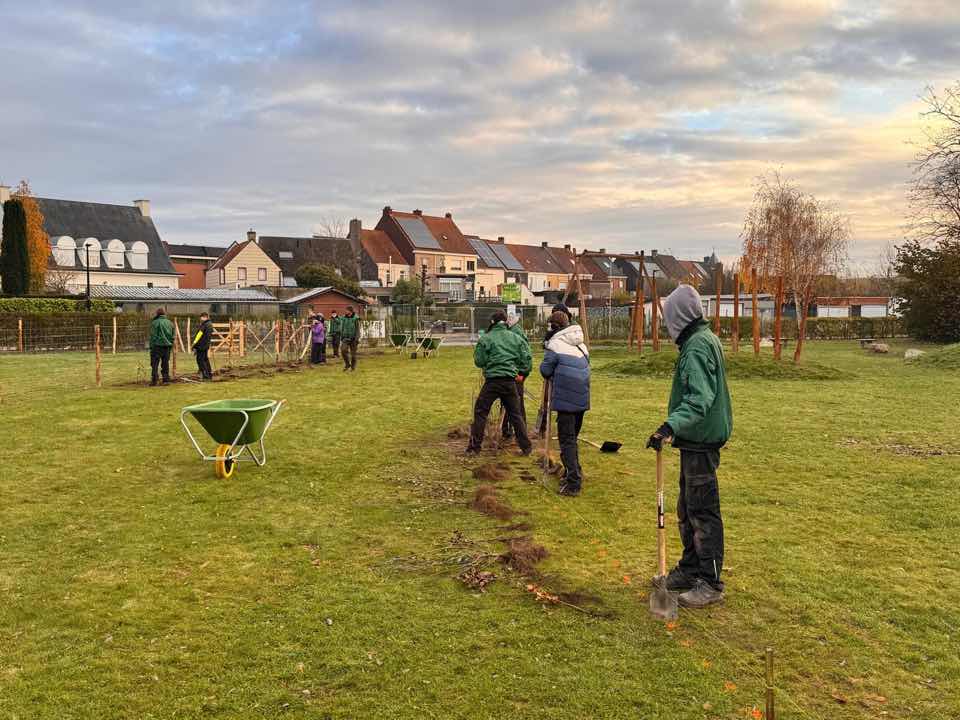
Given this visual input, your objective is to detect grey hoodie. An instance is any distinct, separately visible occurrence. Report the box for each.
[663,284,705,342]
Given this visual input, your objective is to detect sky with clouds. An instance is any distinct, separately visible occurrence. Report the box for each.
[2,0,959,266]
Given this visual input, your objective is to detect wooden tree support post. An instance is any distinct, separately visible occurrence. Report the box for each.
[732,272,740,353]
[171,318,179,378]
[274,319,281,366]
[629,251,645,349]
[765,647,776,720]
[240,320,246,358]
[714,267,722,336]
[651,276,660,352]
[94,324,102,387]
[18,317,24,352]
[774,276,784,361]
[751,268,760,356]
[112,315,117,354]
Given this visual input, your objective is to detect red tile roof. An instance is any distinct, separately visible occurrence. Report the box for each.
[389,210,476,255]
[505,243,569,274]
[360,228,407,265]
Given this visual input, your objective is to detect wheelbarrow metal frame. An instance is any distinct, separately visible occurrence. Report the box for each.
[180,399,285,467]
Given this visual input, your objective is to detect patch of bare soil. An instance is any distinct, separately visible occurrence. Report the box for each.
[119,361,306,388]
[472,463,512,482]
[458,567,497,592]
[499,538,549,576]
[471,484,516,520]
[840,437,958,457]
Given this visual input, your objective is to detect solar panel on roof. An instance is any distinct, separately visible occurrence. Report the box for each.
[490,244,524,271]
[395,216,441,250]
[468,238,504,268]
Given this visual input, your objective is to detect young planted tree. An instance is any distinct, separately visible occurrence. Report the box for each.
[13,180,49,293]
[741,172,849,362]
[1,199,30,295]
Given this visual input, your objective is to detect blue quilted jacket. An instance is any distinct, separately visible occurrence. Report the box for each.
[540,324,590,412]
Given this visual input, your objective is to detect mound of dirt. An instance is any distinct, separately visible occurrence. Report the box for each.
[916,342,960,370]
[600,352,849,381]
[471,485,515,520]
[447,426,467,439]
[499,538,549,576]
[472,463,512,482]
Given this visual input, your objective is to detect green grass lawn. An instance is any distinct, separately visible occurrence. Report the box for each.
[1,340,958,719]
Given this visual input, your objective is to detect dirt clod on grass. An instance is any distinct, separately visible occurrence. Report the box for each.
[499,538,549,576]
[458,567,497,592]
[534,453,563,475]
[447,426,467,439]
[472,463,512,482]
[471,484,515,520]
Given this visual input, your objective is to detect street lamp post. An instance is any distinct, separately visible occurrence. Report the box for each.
[84,242,92,310]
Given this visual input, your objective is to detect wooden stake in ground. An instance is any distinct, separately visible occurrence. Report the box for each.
[542,380,553,486]
[629,251,644,349]
[240,321,246,357]
[94,324,102,388]
[186,317,191,356]
[171,318,179,378]
[774,275,784,361]
[765,647,776,720]
[637,258,646,353]
[651,276,660,352]
[732,272,740,353]
[576,262,590,348]
[112,315,117,354]
[714,267,722,336]
[274,319,281,365]
[18,317,24,352]
[752,268,760,356]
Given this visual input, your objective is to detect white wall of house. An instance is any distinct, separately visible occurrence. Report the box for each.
[475,267,505,297]
[61,271,179,292]
[861,304,889,318]
[817,305,850,318]
[375,262,413,287]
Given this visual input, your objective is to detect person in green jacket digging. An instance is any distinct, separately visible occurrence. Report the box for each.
[339,306,361,372]
[647,284,732,609]
[468,311,533,455]
[148,308,175,386]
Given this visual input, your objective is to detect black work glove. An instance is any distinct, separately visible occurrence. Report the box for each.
[646,422,674,451]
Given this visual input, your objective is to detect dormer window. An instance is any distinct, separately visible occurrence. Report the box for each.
[106,239,125,269]
[52,236,76,267]
[125,241,149,270]
[79,238,102,268]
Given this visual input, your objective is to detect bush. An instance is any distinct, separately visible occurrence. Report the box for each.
[0,297,115,313]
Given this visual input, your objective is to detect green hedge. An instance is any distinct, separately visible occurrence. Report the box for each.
[0,297,115,313]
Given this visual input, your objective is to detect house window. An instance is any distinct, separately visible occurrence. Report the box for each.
[258,268,267,282]
[238,267,247,281]
[219,268,226,284]
[467,260,475,271]
[147,282,154,288]
[399,270,405,280]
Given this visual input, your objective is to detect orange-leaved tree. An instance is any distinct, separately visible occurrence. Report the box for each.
[13,180,49,293]
[741,172,848,362]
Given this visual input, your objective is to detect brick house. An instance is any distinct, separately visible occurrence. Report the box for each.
[163,243,223,289]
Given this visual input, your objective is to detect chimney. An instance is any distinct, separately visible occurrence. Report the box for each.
[541,241,548,248]
[383,205,392,216]
[0,185,10,205]
[599,248,606,254]
[348,218,363,280]
[134,199,151,217]
[703,255,710,264]
[651,249,658,257]
[564,244,571,251]
[247,229,257,243]
[444,212,452,219]
[497,236,505,243]
[413,208,423,216]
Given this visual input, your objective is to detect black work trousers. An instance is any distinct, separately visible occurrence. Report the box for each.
[556,410,585,489]
[342,338,358,370]
[331,334,341,357]
[150,346,171,384]
[194,348,212,379]
[469,377,531,453]
[677,449,725,590]
[310,341,326,364]
[500,377,527,439]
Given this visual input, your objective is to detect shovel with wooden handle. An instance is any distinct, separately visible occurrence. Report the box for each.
[649,448,678,620]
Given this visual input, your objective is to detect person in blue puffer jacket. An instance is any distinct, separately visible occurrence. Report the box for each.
[540,310,590,496]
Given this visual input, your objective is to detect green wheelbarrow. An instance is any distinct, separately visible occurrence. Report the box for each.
[180,399,285,478]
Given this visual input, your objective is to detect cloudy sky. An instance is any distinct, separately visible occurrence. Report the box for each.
[2,1,958,266]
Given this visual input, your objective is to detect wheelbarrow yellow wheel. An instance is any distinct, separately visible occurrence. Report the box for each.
[215,444,237,479]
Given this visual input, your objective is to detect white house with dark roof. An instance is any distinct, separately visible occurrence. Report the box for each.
[0,190,182,292]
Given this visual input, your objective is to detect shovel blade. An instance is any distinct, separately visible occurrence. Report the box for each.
[599,441,622,453]
[649,577,678,620]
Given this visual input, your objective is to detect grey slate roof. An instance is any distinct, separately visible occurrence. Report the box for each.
[89,286,277,302]
[257,235,357,279]
[37,198,177,275]
[163,243,225,259]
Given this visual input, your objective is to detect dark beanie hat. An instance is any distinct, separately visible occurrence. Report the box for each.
[552,303,572,319]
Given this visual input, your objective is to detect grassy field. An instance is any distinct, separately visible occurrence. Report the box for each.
[1,339,958,719]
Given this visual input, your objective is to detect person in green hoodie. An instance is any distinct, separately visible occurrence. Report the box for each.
[339,306,361,371]
[468,311,533,455]
[148,308,175,386]
[647,284,732,609]
[500,313,530,443]
[329,311,341,358]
